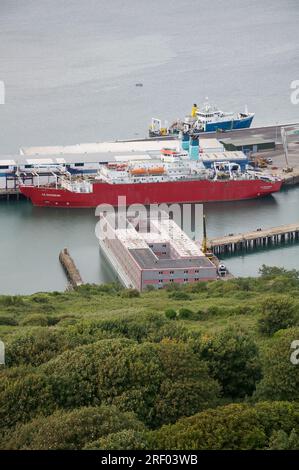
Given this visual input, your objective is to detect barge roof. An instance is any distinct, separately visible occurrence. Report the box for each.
[129,248,213,269]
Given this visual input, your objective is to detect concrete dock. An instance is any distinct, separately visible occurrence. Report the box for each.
[198,122,298,144]
[208,222,299,255]
[59,248,83,288]
[2,122,299,199]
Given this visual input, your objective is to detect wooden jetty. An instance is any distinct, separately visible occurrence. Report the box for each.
[207,222,299,255]
[59,248,83,288]
[0,188,21,201]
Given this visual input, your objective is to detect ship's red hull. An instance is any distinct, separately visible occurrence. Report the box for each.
[19,179,282,208]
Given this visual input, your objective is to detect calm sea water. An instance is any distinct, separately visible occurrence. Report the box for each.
[0,0,299,294]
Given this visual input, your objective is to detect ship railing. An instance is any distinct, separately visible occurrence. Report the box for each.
[60,177,93,193]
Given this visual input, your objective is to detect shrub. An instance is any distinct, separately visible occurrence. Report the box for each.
[258,296,297,336]
[146,323,189,343]
[0,316,18,326]
[259,265,299,280]
[20,314,49,327]
[196,309,205,316]
[165,282,181,292]
[233,305,253,315]
[169,291,190,301]
[200,327,261,398]
[206,306,221,315]
[187,282,208,293]
[268,429,299,450]
[0,296,24,307]
[145,285,155,292]
[35,339,220,428]
[85,429,149,450]
[178,308,193,319]
[164,309,177,320]
[121,288,140,298]
[0,372,56,429]
[149,402,299,450]
[3,406,144,450]
[254,327,299,402]
[81,283,123,295]
[5,328,71,367]
[30,294,50,304]
[46,316,62,326]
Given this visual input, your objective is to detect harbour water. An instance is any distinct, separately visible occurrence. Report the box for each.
[0,0,299,294]
[1,186,299,295]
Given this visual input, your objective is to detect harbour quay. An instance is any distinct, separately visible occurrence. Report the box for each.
[1,122,299,200]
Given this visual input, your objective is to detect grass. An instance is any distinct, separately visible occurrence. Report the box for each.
[1,271,298,346]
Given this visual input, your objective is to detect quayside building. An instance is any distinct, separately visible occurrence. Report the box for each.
[99,212,217,291]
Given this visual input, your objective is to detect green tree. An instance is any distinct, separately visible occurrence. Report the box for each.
[259,265,299,280]
[85,429,149,450]
[0,372,56,429]
[199,328,261,398]
[5,328,70,367]
[149,402,299,450]
[3,406,144,450]
[95,339,220,427]
[254,327,299,402]
[151,340,220,426]
[258,296,297,336]
[268,429,299,450]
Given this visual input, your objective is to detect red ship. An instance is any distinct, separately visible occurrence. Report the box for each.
[19,159,282,208]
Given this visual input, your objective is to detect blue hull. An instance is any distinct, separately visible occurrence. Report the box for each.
[205,115,254,132]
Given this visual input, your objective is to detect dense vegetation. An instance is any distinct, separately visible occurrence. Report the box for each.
[1,265,299,450]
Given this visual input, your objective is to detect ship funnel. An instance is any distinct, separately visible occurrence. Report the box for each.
[180,131,190,151]
[189,134,199,160]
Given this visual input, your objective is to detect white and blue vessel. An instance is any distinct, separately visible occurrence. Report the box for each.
[191,100,254,132]
[149,100,255,136]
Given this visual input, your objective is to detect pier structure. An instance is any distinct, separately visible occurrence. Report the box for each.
[0,188,21,201]
[208,222,299,255]
[59,248,83,288]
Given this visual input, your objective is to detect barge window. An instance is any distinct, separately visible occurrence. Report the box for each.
[74,163,84,167]
[0,165,9,169]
